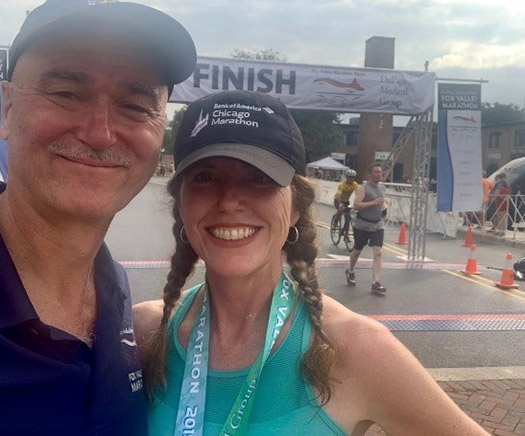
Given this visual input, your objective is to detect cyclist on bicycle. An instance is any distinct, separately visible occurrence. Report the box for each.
[334,169,358,233]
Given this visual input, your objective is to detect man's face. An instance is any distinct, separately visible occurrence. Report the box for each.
[369,165,383,183]
[0,34,169,222]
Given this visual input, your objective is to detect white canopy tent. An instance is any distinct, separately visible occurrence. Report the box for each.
[307,156,349,171]
[306,156,349,181]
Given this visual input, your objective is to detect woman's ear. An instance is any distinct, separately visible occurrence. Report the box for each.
[291,208,301,227]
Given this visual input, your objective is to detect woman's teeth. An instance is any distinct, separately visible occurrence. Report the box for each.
[212,227,256,241]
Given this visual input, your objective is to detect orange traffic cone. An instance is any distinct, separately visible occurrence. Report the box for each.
[461,245,480,275]
[462,225,473,247]
[396,222,407,245]
[495,253,520,289]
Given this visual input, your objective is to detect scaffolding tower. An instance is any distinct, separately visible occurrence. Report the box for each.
[382,111,433,262]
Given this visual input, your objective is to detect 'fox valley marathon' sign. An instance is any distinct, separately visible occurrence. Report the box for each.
[437,83,483,212]
[171,56,435,115]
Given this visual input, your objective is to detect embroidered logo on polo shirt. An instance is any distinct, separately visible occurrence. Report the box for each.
[120,327,143,392]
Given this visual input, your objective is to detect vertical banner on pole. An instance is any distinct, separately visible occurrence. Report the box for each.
[437,83,483,212]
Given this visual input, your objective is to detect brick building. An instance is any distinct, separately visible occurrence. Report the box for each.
[331,117,525,182]
[333,118,438,183]
[482,120,525,175]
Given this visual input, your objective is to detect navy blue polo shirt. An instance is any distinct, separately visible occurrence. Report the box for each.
[0,183,147,435]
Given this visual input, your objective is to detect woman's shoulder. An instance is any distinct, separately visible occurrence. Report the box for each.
[320,296,488,435]
[321,295,417,377]
[132,299,164,348]
[132,289,197,348]
[321,296,389,346]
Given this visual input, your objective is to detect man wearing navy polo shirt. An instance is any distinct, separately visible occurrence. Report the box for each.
[0,1,196,434]
[0,93,7,182]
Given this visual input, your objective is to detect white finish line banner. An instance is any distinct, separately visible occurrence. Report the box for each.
[171,56,435,115]
[437,83,483,212]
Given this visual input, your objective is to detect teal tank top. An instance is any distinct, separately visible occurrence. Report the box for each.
[148,286,346,435]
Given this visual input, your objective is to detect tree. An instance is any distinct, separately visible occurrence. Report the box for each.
[290,110,342,162]
[231,48,342,161]
[162,105,187,155]
[481,102,524,126]
[231,48,286,62]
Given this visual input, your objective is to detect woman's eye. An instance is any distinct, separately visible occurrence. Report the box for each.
[251,171,272,184]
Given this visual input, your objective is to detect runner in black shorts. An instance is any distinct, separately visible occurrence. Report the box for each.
[345,163,387,293]
[353,227,384,251]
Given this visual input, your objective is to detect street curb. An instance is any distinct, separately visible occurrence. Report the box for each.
[457,226,525,250]
[427,366,525,382]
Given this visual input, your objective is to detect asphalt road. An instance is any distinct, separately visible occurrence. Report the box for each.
[105,177,525,370]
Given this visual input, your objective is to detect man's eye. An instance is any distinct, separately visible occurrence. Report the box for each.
[123,103,150,114]
[51,91,78,100]
[193,171,213,183]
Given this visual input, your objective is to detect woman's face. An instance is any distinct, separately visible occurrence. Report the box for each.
[179,158,299,279]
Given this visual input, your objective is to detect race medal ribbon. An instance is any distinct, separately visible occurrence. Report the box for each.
[174,273,295,436]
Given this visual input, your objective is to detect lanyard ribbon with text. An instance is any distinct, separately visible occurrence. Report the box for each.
[174,273,295,436]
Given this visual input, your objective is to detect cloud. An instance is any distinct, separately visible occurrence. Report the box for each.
[432,41,525,70]
[3,0,525,108]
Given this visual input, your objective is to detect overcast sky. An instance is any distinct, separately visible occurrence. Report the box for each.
[2,0,525,120]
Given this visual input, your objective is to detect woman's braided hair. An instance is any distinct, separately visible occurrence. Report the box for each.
[285,175,338,405]
[144,174,338,404]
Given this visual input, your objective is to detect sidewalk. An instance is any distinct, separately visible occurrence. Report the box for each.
[365,367,525,435]
[457,224,525,250]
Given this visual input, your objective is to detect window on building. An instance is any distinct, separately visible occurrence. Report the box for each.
[345,154,357,169]
[392,131,402,149]
[514,130,525,147]
[345,131,358,146]
[488,131,501,148]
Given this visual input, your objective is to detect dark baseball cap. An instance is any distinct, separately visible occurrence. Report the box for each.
[173,91,306,187]
[8,0,196,89]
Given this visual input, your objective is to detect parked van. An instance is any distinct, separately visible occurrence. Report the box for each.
[489,157,525,194]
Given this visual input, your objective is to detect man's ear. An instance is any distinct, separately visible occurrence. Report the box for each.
[0,82,13,140]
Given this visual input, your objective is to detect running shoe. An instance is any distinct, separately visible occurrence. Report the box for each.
[346,269,356,286]
[371,282,387,293]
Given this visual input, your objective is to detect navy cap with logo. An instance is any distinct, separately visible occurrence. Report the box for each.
[174,91,306,187]
[8,0,196,90]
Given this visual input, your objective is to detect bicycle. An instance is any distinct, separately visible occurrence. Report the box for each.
[330,204,354,252]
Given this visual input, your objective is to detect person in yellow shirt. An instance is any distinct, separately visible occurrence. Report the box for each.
[334,169,358,232]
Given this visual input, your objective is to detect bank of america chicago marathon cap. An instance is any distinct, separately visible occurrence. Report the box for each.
[8,0,196,89]
[174,91,306,187]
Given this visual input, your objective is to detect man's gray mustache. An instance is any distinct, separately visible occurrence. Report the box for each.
[49,142,132,166]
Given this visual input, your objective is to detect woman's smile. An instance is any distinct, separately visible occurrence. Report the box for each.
[209,226,258,241]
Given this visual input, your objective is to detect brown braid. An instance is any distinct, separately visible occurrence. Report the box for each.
[284,175,339,405]
[143,178,198,399]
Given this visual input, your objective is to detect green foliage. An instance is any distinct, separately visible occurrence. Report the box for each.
[231,48,286,62]
[290,110,342,162]
[481,102,524,126]
[162,105,187,155]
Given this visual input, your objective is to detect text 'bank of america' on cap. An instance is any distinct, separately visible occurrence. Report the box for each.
[8,0,197,89]
[173,91,306,187]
